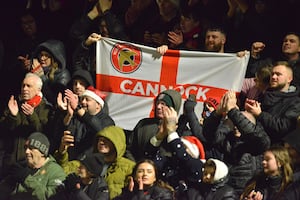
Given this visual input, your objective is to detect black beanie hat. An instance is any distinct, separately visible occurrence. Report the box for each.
[157,93,175,108]
[79,153,104,177]
[27,132,50,156]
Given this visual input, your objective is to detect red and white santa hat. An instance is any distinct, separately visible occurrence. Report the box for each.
[82,86,105,108]
[181,136,205,160]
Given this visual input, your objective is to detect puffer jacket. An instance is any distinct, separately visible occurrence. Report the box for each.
[56,126,135,200]
[33,39,71,105]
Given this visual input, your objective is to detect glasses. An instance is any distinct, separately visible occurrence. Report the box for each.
[38,52,51,60]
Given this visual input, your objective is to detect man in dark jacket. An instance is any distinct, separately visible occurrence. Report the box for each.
[0,73,52,177]
[245,61,300,144]
[130,89,182,161]
[53,86,115,161]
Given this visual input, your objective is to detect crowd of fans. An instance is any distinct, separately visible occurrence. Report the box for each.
[0,0,300,199]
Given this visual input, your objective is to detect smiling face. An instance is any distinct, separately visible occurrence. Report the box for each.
[205,30,226,53]
[81,96,102,115]
[135,162,157,187]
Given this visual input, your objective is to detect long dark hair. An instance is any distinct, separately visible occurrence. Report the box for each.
[132,159,175,192]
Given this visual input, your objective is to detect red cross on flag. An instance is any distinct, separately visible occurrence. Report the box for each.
[96,38,250,130]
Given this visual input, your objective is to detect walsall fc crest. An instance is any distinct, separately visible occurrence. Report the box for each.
[111,43,142,74]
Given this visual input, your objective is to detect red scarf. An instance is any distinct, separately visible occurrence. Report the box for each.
[26,95,42,108]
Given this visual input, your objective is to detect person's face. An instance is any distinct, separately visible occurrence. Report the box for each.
[97,136,114,154]
[135,162,156,187]
[78,164,91,179]
[98,20,109,37]
[270,65,292,91]
[180,15,199,34]
[21,14,37,37]
[205,31,225,52]
[38,51,52,67]
[81,96,101,115]
[202,167,214,184]
[262,151,281,176]
[24,142,44,169]
[72,79,87,96]
[21,76,40,100]
[155,100,168,119]
[282,34,300,56]
[157,0,178,16]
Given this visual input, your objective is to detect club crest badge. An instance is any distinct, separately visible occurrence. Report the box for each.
[111,43,142,73]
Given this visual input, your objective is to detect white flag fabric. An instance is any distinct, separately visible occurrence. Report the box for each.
[96,37,250,130]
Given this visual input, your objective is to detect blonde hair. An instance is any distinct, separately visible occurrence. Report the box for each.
[240,145,293,199]
[48,58,59,81]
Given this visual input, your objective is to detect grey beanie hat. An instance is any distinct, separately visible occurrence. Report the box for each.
[27,132,50,156]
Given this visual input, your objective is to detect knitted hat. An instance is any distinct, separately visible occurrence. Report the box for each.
[157,93,174,108]
[27,132,50,156]
[157,89,182,114]
[72,69,94,87]
[208,158,228,182]
[282,128,300,154]
[82,86,105,108]
[181,136,205,160]
[204,97,219,110]
[79,153,104,177]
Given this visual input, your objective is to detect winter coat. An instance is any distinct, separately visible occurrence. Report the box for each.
[130,89,182,161]
[203,108,270,194]
[51,175,109,200]
[277,179,300,200]
[115,184,174,200]
[142,130,204,189]
[246,173,287,200]
[177,172,238,200]
[33,39,71,105]
[198,179,238,200]
[53,108,115,160]
[257,86,300,143]
[0,98,52,171]
[56,126,136,200]
[0,156,66,200]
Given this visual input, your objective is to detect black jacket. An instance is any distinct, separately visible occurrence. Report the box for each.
[115,184,174,200]
[203,108,270,194]
[257,86,300,143]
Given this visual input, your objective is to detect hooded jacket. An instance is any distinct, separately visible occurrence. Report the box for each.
[55,126,135,200]
[95,126,136,199]
[33,39,71,105]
